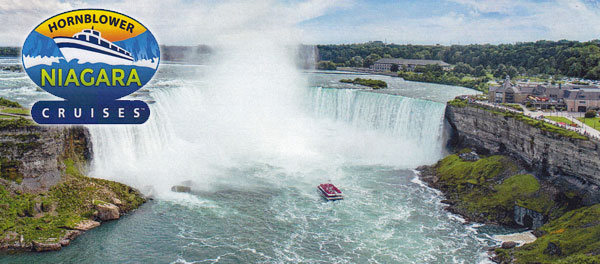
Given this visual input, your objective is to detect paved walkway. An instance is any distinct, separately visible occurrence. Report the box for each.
[0,112,32,120]
[543,113,600,139]
[469,100,600,140]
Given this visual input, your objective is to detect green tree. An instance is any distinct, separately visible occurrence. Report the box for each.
[585,110,597,118]
[474,65,486,77]
[363,53,382,68]
[390,63,399,72]
[317,61,336,70]
[507,66,518,78]
[494,64,507,78]
[348,56,364,67]
[453,62,473,74]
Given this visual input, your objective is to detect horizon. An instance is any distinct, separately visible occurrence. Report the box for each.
[2,38,600,48]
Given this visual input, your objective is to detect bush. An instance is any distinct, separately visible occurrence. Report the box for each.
[317,61,337,70]
[585,110,597,118]
[0,98,21,108]
[339,78,387,89]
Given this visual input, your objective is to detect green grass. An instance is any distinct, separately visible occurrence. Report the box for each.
[434,154,563,224]
[1,108,30,116]
[0,134,144,247]
[495,204,600,263]
[447,98,468,107]
[546,116,575,125]
[577,117,600,131]
[450,102,588,140]
[0,158,144,245]
[0,118,35,129]
[501,103,523,111]
[0,98,21,108]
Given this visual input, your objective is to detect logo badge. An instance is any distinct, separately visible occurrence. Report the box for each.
[22,9,159,124]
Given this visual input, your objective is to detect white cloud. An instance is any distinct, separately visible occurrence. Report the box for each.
[1,0,599,46]
[300,0,600,44]
[449,0,522,14]
[0,0,77,46]
[0,0,344,46]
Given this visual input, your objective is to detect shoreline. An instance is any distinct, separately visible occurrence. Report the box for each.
[426,100,600,263]
[0,113,145,252]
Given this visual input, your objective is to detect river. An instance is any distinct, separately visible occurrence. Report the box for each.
[0,56,518,263]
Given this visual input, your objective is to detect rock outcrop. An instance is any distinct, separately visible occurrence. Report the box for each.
[0,117,145,252]
[0,120,92,193]
[96,202,120,221]
[73,220,101,231]
[445,104,600,204]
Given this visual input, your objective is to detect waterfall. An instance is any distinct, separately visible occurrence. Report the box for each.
[305,87,447,165]
[88,81,448,196]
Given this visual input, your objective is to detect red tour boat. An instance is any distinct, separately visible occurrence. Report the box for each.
[318,183,343,201]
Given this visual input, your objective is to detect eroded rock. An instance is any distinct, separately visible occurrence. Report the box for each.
[32,241,61,252]
[73,220,101,231]
[501,241,517,249]
[171,185,191,193]
[96,202,120,221]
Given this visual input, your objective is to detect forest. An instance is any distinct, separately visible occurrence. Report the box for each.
[317,40,600,79]
[0,47,18,57]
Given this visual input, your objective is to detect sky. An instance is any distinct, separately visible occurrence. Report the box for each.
[1,0,600,46]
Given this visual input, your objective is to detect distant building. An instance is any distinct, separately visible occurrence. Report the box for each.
[488,76,543,104]
[370,58,450,72]
[564,89,600,112]
[489,75,600,111]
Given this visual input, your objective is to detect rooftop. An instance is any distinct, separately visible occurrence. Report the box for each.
[374,58,450,66]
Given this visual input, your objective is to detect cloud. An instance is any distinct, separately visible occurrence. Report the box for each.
[299,0,600,44]
[0,0,77,46]
[449,0,523,14]
[0,0,345,46]
[1,0,599,46]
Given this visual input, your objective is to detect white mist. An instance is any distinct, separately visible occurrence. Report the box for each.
[87,1,447,199]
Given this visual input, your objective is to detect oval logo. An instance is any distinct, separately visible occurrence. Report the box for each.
[22,9,158,124]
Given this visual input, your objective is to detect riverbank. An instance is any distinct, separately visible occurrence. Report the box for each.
[334,67,490,92]
[418,150,600,263]
[0,102,145,252]
[418,98,600,263]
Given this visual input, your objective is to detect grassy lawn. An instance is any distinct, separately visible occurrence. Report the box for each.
[0,114,15,119]
[546,116,575,125]
[1,107,30,116]
[577,117,600,131]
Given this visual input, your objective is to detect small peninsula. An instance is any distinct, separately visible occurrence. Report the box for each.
[0,98,145,252]
[419,97,600,263]
[339,78,387,89]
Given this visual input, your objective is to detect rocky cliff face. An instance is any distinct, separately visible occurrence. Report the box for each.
[445,104,600,204]
[0,121,91,193]
[0,118,144,252]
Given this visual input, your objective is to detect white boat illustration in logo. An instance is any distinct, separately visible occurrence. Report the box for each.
[53,28,134,64]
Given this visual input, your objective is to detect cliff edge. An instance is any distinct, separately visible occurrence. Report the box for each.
[445,101,600,204]
[423,98,600,263]
[0,115,144,252]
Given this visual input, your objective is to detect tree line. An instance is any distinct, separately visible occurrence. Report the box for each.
[0,47,19,57]
[317,40,600,79]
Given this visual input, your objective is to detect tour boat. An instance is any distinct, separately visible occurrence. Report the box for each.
[318,183,343,201]
[53,28,134,64]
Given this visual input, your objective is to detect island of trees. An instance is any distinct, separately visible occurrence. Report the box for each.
[340,78,387,89]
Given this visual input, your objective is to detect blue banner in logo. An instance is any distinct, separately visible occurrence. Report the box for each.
[32,100,150,124]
